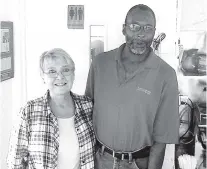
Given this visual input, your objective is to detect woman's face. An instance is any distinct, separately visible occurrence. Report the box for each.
[42,56,75,97]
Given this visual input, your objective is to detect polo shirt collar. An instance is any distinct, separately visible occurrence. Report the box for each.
[115,43,160,69]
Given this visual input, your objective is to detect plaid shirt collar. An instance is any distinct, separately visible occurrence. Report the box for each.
[42,90,83,117]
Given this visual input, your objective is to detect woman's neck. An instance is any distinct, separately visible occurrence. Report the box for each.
[49,92,75,118]
[50,92,72,105]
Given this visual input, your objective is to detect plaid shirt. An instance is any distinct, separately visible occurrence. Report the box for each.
[7,91,95,169]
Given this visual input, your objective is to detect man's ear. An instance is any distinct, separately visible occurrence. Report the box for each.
[122,24,126,35]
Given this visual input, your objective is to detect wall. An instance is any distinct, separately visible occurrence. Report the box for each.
[0,0,27,168]
[179,0,207,31]
[25,0,178,100]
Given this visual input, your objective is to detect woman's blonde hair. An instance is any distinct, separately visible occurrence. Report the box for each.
[40,48,75,73]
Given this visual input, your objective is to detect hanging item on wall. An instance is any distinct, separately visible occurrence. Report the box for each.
[0,21,14,82]
[67,5,84,29]
[152,32,166,51]
[89,25,105,64]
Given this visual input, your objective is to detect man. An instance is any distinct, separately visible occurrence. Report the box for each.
[85,4,179,169]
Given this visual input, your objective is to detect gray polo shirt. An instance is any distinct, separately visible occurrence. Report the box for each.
[85,43,179,152]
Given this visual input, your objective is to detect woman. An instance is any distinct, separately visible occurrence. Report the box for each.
[7,48,95,169]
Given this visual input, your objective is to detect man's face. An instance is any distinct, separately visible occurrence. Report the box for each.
[123,9,156,55]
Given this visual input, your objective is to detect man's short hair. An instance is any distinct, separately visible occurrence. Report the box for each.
[125,4,156,25]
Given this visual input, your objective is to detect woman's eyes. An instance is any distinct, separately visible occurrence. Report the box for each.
[48,70,56,74]
[62,68,70,72]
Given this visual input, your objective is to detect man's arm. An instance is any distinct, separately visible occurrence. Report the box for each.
[150,70,180,169]
[148,142,166,169]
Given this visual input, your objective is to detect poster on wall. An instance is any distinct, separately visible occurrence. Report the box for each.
[0,21,14,82]
[67,5,84,29]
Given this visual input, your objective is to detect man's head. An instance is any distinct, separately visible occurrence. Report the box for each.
[123,4,156,55]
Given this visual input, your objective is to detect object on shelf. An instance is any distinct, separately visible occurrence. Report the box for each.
[179,48,206,76]
[175,95,197,169]
[177,31,207,76]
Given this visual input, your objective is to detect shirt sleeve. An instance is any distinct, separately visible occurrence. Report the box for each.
[85,61,95,101]
[153,71,180,144]
[7,107,29,169]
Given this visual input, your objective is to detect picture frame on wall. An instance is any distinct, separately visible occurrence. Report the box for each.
[0,21,14,82]
[89,25,106,64]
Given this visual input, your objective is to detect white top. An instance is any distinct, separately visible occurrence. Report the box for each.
[57,116,80,169]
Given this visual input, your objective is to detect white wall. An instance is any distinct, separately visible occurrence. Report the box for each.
[179,0,207,31]
[0,0,27,168]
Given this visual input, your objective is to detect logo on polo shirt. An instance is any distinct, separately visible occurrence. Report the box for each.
[136,86,151,95]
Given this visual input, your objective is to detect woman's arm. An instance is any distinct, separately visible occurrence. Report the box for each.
[7,108,29,169]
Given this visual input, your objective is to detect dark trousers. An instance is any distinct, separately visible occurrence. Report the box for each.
[95,148,149,169]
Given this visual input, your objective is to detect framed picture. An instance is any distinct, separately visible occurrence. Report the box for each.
[0,21,14,82]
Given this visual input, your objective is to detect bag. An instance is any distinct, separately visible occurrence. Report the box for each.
[180,48,206,76]
[179,31,206,76]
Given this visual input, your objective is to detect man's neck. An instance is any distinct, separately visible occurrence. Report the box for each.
[122,45,150,63]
